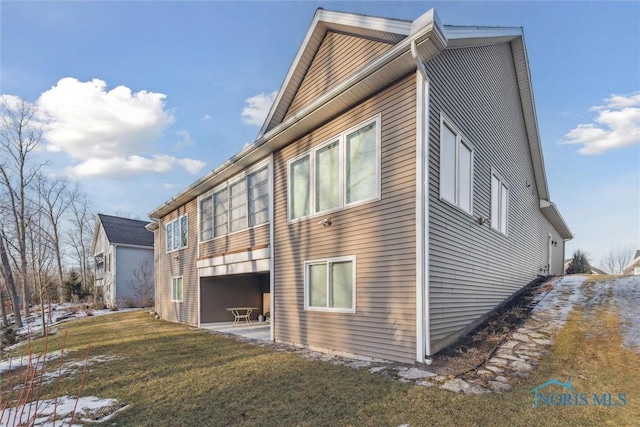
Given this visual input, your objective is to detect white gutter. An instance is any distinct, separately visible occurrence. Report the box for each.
[148,11,445,220]
[411,41,431,362]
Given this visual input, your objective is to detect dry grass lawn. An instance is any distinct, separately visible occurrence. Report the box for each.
[2,280,639,426]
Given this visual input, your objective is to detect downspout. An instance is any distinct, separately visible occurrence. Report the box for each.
[268,153,275,342]
[411,41,432,361]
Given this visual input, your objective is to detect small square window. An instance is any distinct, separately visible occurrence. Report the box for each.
[305,256,355,312]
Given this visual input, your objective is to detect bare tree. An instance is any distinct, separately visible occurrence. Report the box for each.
[0,98,45,315]
[0,230,22,327]
[600,245,635,274]
[26,202,56,335]
[34,173,75,301]
[130,259,154,307]
[67,192,94,298]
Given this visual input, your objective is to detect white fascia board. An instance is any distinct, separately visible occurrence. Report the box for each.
[512,36,550,202]
[196,247,270,269]
[540,199,573,240]
[89,215,101,255]
[624,255,640,271]
[444,25,522,47]
[145,221,159,231]
[149,11,444,220]
[198,259,270,277]
[257,9,324,139]
[321,9,412,36]
[258,9,412,140]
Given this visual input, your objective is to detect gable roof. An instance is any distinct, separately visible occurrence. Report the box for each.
[148,8,571,241]
[623,251,640,272]
[94,214,154,248]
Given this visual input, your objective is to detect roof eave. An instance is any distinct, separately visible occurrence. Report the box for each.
[257,9,414,139]
[148,12,445,219]
[540,200,573,240]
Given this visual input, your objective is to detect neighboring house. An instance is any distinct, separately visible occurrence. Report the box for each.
[91,214,155,307]
[563,259,606,275]
[147,8,572,364]
[622,250,640,275]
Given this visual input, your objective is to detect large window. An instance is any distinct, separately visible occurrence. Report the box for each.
[199,163,269,241]
[439,115,473,214]
[304,256,356,312]
[491,171,509,235]
[289,116,380,221]
[171,276,183,302]
[166,215,188,252]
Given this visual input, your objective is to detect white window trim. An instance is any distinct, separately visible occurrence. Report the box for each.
[490,168,509,236]
[171,276,183,302]
[166,214,188,253]
[197,159,270,244]
[438,113,474,216]
[304,255,356,313]
[288,114,381,223]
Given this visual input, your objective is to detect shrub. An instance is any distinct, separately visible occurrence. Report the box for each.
[566,249,592,274]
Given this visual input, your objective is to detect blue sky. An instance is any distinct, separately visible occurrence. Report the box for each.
[1,1,638,267]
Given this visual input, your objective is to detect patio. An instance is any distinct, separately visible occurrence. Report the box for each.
[201,322,271,341]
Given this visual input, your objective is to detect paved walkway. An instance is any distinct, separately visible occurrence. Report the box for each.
[204,275,640,394]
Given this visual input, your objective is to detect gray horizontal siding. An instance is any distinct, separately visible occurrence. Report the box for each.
[426,42,562,352]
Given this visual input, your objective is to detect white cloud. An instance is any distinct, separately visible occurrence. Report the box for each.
[202,114,211,121]
[37,78,174,159]
[561,92,640,155]
[1,77,208,179]
[68,155,205,178]
[241,91,277,126]
[173,129,195,150]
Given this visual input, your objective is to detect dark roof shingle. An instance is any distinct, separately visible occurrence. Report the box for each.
[98,214,153,247]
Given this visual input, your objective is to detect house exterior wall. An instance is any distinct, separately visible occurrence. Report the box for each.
[284,31,393,120]
[273,73,418,363]
[155,160,272,326]
[114,246,154,305]
[425,42,566,352]
[155,201,199,326]
[92,224,115,305]
[198,225,269,259]
[623,258,640,275]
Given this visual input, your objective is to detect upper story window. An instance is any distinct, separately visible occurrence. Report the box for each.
[491,171,509,235]
[289,115,380,221]
[199,162,269,242]
[439,114,474,214]
[166,215,188,252]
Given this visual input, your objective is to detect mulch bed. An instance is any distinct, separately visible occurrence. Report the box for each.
[428,276,554,376]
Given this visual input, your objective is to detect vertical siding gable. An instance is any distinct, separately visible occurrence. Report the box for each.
[426,43,561,352]
[284,31,394,121]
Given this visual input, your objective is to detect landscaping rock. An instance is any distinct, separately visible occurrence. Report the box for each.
[488,381,512,392]
[512,333,530,342]
[440,378,490,394]
[510,360,533,372]
[398,367,437,380]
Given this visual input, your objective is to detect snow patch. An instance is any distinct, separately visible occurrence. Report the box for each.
[0,395,127,426]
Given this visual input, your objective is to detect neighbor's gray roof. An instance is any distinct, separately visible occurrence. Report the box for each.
[97,214,153,247]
